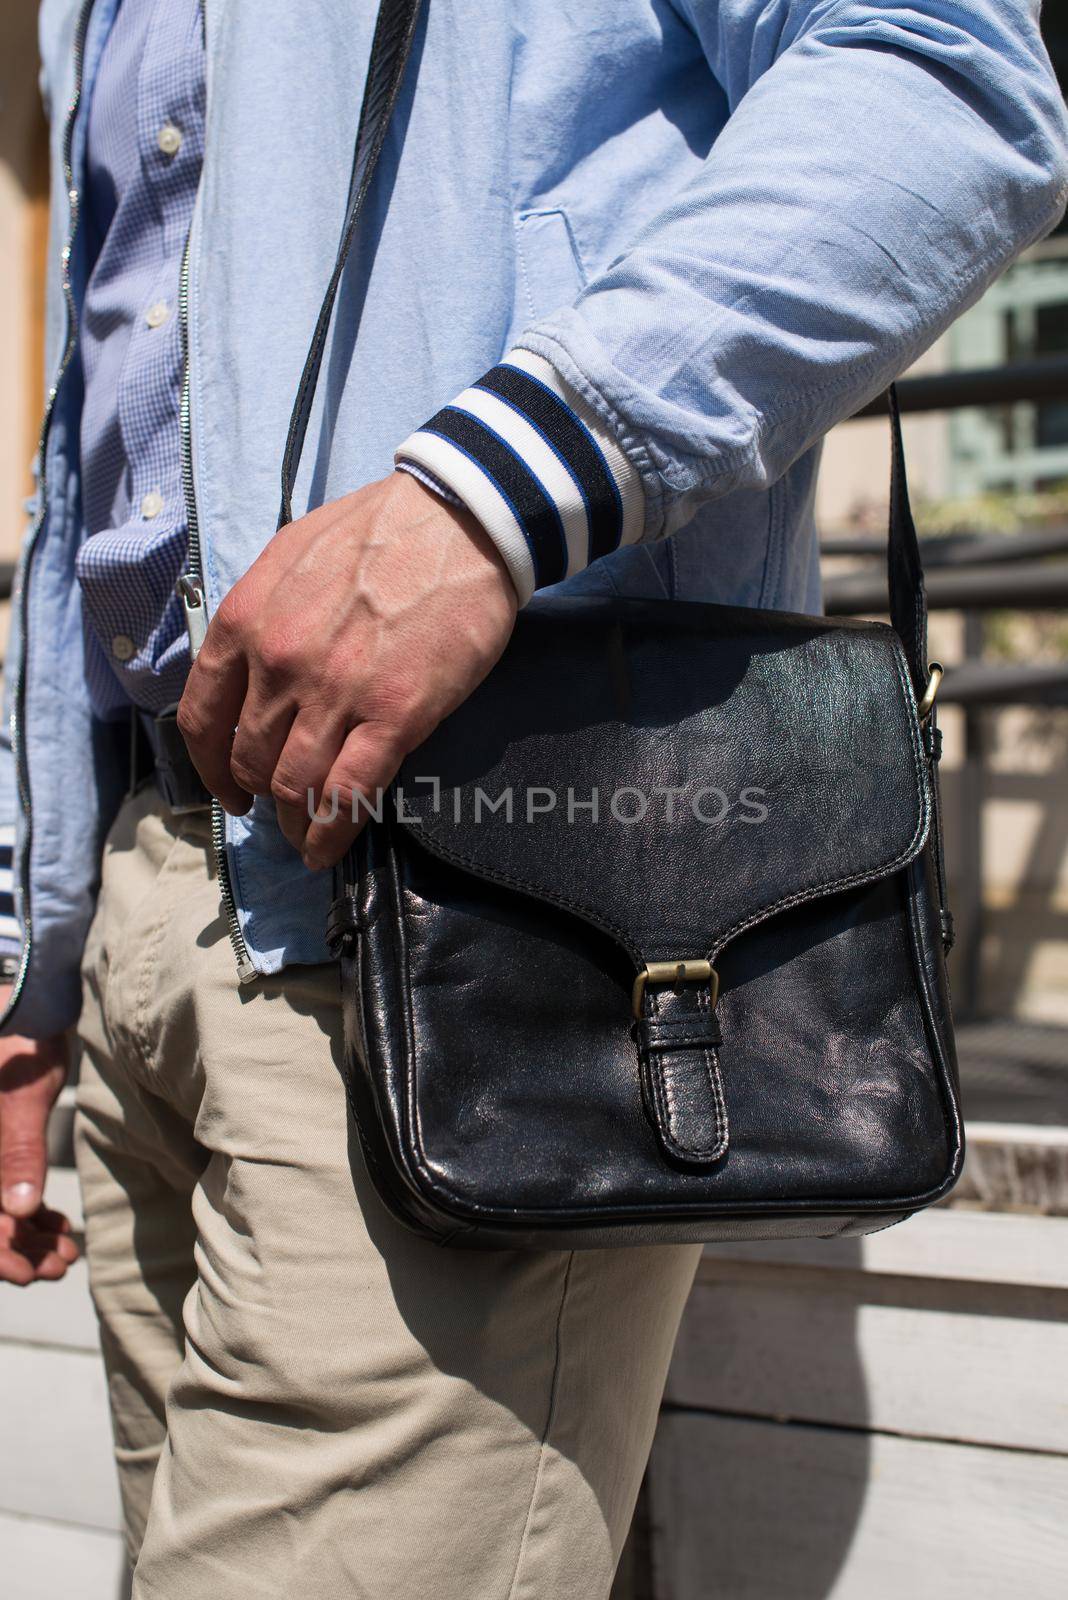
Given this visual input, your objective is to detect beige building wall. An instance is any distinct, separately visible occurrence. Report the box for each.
[815,338,952,531]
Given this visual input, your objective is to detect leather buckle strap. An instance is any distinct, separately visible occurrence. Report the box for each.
[633,960,727,1168]
[634,975,728,1169]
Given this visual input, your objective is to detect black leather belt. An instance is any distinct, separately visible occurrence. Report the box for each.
[133,707,212,814]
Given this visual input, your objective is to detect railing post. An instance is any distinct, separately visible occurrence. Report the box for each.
[955,609,986,1020]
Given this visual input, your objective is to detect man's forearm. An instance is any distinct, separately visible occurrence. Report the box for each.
[408,0,1068,577]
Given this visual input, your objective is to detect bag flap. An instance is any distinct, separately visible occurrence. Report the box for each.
[392,596,930,966]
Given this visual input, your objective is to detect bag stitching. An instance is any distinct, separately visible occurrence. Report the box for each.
[399,631,930,964]
[699,986,729,1158]
[644,1031,719,1050]
[381,857,956,1226]
[643,988,727,1164]
[709,635,928,955]
[901,852,965,1182]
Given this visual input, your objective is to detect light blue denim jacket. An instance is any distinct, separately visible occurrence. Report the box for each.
[4,0,1066,1037]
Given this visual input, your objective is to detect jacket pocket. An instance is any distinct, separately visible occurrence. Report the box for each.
[513,209,587,330]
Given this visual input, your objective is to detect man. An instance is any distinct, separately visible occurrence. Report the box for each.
[0,0,1064,1594]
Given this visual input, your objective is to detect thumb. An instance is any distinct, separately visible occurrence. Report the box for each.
[1,1093,50,1216]
[0,1037,66,1218]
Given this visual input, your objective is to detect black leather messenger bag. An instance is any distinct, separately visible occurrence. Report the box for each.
[286,0,964,1249]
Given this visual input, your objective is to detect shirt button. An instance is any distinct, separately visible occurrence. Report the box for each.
[111,635,136,663]
[145,301,170,329]
[157,123,183,156]
[140,490,164,519]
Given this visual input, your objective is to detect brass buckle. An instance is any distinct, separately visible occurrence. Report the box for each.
[632,959,718,1020]
[917,662,944,722]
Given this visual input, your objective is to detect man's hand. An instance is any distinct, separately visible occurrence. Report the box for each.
[178,473,517,869]
[0,1028,78,1287]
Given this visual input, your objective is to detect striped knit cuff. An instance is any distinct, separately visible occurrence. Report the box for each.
[394,349,644,605]
[0,825,21,978]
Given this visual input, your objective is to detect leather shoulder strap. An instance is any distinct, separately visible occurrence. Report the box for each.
[278,0,929,691]
[886,384,929,694]
[278,0,425,529]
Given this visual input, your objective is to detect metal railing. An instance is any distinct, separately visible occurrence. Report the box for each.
[856,353,1068,415]
[832,357,1068,1016]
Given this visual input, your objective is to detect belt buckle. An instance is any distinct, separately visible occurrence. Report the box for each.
[151,706,213,815]
[154,759,212,816]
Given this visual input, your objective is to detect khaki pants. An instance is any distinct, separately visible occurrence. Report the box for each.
[74,786,700,1599]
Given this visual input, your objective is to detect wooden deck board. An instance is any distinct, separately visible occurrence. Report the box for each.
[0,1508,128,1600]
[649,1411,1068,1600]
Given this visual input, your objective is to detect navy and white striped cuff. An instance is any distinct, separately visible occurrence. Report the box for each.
[0,824,21,974]
[394,349,644,605]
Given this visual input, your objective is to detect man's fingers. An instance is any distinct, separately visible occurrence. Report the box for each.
[11,1222,76,1273]
[176,627,252,815]
[0,1208,77,1247]
[35,1205,73,1235]
[49,1230,80,1264]
[0,1211,78,1283]
[302,722,407,870]
[0,1242,35,1286]
[267,707,349,854]
[30,1250,72,1281]
[228,687,298,800]
[28,1209,79,1263]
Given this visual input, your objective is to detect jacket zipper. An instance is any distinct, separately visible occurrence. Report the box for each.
[178,239,257,984]
[3,0,96,1018]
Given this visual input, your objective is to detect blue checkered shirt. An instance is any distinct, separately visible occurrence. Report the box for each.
[78,0,205,716]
